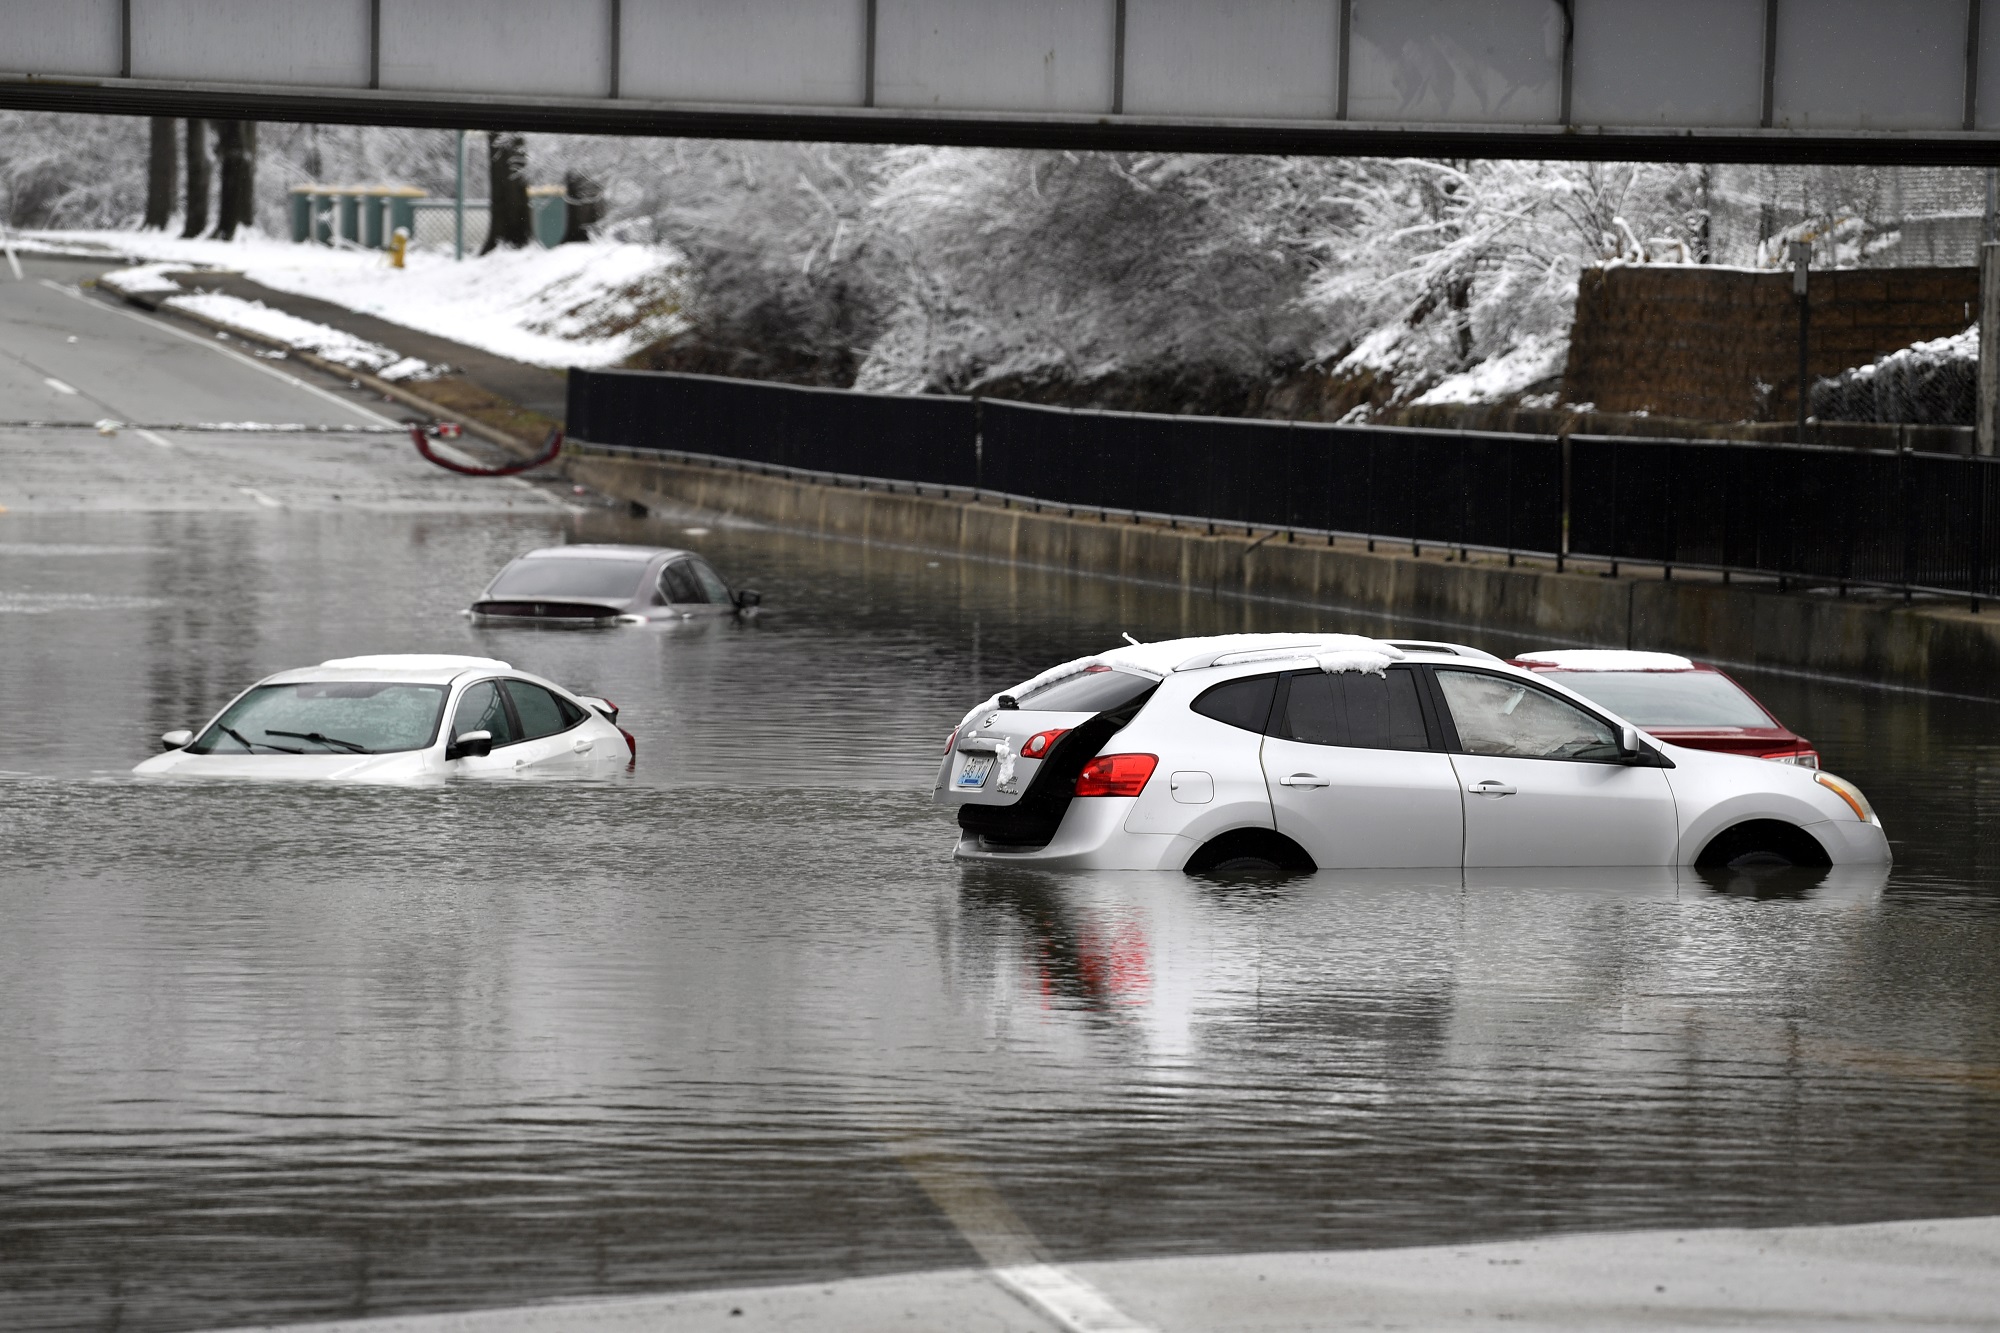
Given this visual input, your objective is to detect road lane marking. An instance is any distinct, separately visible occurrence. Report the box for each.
[236,487,283,509]
[890,1133,1154,1333]
[135,430,173,449]
[38,280,578,508]
[42,376,77,395]
[37,279,401,429]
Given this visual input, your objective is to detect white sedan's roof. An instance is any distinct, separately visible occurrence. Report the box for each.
[1518,650,1696,671]
[256,654,513,686]
[517,544,686,562]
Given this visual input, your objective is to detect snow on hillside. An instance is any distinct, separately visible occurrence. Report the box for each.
[24,229,683,369]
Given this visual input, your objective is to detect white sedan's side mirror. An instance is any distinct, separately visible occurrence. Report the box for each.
[1618,724,1642,759]
[160,729,193,751]
[447,729,493,760]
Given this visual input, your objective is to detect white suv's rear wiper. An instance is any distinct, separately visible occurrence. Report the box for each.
[222,724,300,754]
[263,729,371,754]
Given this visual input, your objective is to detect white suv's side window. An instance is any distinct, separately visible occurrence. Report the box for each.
[1436,670,1621,761]
[1278,669,1431,751]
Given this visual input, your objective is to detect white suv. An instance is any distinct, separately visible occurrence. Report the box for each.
[933,634,1889,873]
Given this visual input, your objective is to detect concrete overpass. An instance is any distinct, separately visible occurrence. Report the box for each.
[5,0,2000,164]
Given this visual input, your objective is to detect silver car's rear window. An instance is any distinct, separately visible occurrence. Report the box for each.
[1543,670,1775,729]
[488,558,647,601]
[1016,666,1155,713]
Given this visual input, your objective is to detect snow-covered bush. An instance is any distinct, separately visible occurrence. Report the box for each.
[1305,160,1704,414]
[0,112,147,228]
[1811,327,1976,426]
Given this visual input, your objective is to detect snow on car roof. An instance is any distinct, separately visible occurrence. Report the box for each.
[1517,650,1696,671]
[518,544,684,561]
[1000,633,1406,703]
[315,654,511,673]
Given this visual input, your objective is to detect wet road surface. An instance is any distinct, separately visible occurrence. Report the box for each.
[3,256,2000,1331]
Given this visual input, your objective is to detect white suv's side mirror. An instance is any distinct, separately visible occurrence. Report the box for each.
[1618,724,1642,759]
[447,729,493,760]
[160,729,193,751]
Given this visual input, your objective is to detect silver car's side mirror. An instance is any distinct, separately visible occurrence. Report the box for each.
[733,588,761,609]
[447,729,493,760]
[160,729,193,751]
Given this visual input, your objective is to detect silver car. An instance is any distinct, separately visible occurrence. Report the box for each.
[469,544,760,626]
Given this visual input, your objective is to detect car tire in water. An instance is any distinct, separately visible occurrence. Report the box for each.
[1184,829,1316,876]
[1695,819,1832,870]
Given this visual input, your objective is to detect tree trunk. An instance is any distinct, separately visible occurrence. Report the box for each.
[181,119,210,239]
[482,131,532,252]
[144,118,177,230]
[560,171,603,244]
[213,121,256,240]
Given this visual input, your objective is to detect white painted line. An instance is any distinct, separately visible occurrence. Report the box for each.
[43,376,77,395]
[993,1265,1155,1333]
[891,1134,1157,1333]
[237,486,283,509]
[135,430,173,449]
[37,279,401,429]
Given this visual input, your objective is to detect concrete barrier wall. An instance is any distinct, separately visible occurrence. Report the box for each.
[567,450,2000,698]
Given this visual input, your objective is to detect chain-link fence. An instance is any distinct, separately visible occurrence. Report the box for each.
[1810,326,1977,426]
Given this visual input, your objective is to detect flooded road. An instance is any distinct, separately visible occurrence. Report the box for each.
[4,262,2000,1331]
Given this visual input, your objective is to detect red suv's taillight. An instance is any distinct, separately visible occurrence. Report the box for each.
[1023,727,1068,758]
[1074,753,1158,797]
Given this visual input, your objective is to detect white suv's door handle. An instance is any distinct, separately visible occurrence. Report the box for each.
[1469,780,1517,796]
[1279,773,1330,788]
[573,738,594,753]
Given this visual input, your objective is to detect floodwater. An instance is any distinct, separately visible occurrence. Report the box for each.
[4,503,2000,1332]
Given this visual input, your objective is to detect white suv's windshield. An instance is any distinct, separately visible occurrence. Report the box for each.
[488,557,648,600]
[1546,670,1774,729]
[189,682,448,755]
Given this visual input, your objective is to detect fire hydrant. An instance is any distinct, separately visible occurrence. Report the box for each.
[388,227,409,270]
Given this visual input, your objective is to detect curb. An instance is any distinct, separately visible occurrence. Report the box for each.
[101,281,544,462]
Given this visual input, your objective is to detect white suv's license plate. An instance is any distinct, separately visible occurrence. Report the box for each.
[956,755,994,789]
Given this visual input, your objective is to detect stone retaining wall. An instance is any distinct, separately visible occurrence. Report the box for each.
[1564,264,1979,423]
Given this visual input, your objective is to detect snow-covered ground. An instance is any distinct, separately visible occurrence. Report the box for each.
[1410,336,1569,408]
[23,229,684,370]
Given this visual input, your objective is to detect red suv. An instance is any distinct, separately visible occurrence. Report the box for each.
[1511,650,1818,768]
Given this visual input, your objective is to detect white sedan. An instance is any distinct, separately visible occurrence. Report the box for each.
[934,634,1889,873]
[134,655,633,783]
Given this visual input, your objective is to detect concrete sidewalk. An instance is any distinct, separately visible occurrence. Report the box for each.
[214,1215,2000,1333]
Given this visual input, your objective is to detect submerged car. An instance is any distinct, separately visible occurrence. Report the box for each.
[470,544,759,626]
[933,633,1887,873]
[133,654,634,783]
[1513,649,1817,766]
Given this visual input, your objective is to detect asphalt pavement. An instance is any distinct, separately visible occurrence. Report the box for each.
[213,1216,2000,1332]
[0,254,582,515]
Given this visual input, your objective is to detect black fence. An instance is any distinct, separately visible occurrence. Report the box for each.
[569,368,2000,601]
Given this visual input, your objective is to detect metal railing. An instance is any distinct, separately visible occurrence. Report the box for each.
[568,368,2000,608]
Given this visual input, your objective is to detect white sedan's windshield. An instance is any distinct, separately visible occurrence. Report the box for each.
[488,558,647,600]
[190,682,448,754]
[1546,670,1775,728]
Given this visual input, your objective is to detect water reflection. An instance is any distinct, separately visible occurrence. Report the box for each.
[2,504,1997,1332]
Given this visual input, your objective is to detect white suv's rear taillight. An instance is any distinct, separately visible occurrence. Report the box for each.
[1074,754,1157,797]
[1022,727,1068,758]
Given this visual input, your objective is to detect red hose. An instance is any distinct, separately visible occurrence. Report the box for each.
[410,423,563,477]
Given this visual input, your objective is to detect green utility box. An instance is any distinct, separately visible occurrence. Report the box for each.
[530,185,568,248]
